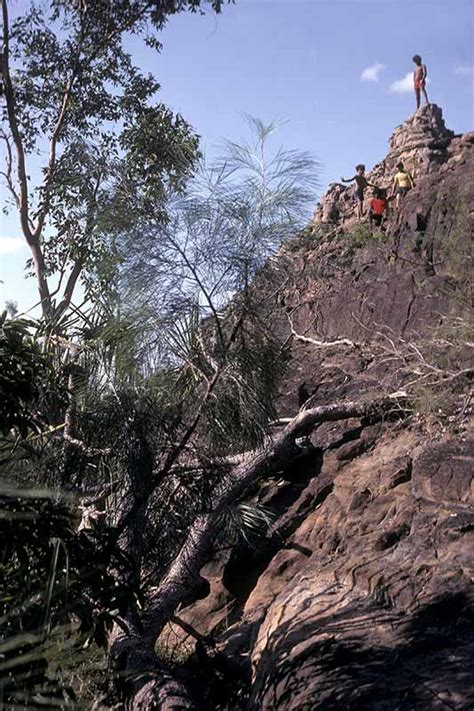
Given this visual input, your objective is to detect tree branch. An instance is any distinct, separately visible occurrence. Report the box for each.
[108,391,408,706]
[163,229,226,350]
[54,171,103,322]
[118,390,408,699]
[287,309,357,348]
[1,0,51,315]
[33,75,78,241]
[53,258,84,323]
[0,129,19,207]
[114,310,246,542]
[61,432,112,458]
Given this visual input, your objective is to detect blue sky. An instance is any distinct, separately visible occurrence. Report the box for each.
[1,0,473,312]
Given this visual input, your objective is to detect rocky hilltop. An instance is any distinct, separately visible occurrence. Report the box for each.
[161,106,473,710]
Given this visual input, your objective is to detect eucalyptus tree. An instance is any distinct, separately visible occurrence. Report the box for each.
[0,0,230,324]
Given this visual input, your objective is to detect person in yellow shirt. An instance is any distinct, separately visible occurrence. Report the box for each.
[391,162,415,208]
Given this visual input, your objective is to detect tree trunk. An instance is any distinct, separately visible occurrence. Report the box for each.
[110,392,408,707]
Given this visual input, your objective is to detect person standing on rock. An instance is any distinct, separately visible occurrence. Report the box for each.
[391,162,415,208]
[413,55,429,110]
[340,165,373,220]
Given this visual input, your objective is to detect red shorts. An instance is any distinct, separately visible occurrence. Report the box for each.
[414,78,425,91]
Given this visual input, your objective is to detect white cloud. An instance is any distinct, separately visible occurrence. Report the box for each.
[389,72,431,94]
[454,65,474,76]
[0,237,26,255]
[389,73,414,94]
[361,62,386,83]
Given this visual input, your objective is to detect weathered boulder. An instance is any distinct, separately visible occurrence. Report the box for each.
[247,429,474,710]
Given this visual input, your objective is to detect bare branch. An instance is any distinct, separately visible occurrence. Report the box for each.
[0,129,19,207]
[287,309,357,348]
[1,0,51,315]
[61,432,112,458]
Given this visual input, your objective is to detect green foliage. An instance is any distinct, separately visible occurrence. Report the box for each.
[9,1,230,146]
[0,313,66,437]
[370,316,473,422]
[0,111,317,705]
[120,107,201,208]
[441,224,472,297]
[51,0,232,31]
[285,224,339,253]
[0,487,138,708]
[342,222,389,252]
[201,317,290,453]
[410,380,458,418]
[220,501,274,548]
[71,117,315,468]
[4,0,214,308]
[215,116,320,284]
[119,118,319,365]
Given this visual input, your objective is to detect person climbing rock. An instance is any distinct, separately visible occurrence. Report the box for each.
[391,162,415,208]
[368,187,388,229]
[340,165,373,220]
[413,54,429,110]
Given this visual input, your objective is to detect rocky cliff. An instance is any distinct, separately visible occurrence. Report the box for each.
[161,105,473,710]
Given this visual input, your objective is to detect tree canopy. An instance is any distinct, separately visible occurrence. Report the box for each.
[1,0,232,322]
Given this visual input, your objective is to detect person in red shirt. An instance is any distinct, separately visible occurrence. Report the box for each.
[368,188,388,229]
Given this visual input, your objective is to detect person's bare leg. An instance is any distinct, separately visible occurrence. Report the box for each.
[422,86,429,105]
[415,88,421,110]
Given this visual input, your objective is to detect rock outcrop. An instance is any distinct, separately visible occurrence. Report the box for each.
[162,106,473,710]
[314,104,472,238]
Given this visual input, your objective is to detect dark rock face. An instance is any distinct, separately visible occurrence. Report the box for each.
[246,430,474,710]
[165,107,473,709]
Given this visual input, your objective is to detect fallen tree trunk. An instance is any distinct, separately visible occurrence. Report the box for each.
[112,391,408,708]
[108,627,195,711]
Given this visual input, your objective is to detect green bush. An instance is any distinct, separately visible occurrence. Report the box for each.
[342,223,390,251]
[0,313,66,437]
[0,488,138,707]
